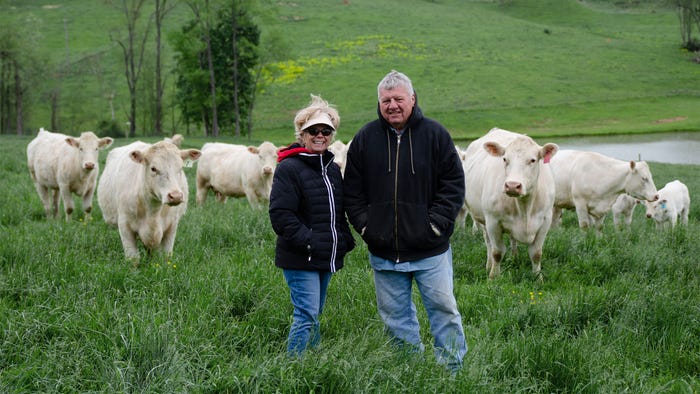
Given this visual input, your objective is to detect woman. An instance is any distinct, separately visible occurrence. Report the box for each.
[269,94,356,357]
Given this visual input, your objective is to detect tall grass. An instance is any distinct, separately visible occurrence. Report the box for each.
[2,130,700,392]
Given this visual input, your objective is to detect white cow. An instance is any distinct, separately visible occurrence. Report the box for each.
[644,180,690,229]
[463,127,559,280]
[611,194,641,228]
[98,140,201,262]
[549,150,659,231]
[27,128,113,221]
[164,134,184,147]
[196,141,277,208]
[328,139,351,175]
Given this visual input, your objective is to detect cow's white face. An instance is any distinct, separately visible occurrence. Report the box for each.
[130,142,201,206]
[66,132,113,171]
[484,137,558,198]
[624,161,658,202]
[255,142,278,177]
[645,199,669,221]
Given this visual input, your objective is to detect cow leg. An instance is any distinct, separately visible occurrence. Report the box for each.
[195,176,209,206]
[681,208,689,225]
[33,183,53,219]
[574,202,591,229]
[550,207,563,228]
[485,224,505,280]
[82,186,95,221]
[59,183,74,222]
[160,221,178,257]
[51,189,60,219]
[118,222,141,263]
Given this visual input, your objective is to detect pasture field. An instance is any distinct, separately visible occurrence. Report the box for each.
[1,134,700,393]
[1,0,699,140]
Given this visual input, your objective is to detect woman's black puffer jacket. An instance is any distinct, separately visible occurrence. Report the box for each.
[269,143,355,272]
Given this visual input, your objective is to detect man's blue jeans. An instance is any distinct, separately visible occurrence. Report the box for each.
[371,247,467,369]
[283,269,333,357]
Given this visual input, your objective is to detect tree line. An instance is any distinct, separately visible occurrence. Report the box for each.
[0,0,281,139]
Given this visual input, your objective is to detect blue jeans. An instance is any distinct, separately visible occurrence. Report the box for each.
[283,269,333,357]
[371,247,467,369]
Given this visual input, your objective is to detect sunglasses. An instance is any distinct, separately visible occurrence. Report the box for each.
[306,127,333,137]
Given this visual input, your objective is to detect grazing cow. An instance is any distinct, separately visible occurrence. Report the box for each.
[549,150,658,231]
[97,140,201,262]
[328,139,351,175]
[27,128,113,221]
[611,194,640,228]
[644,180,690,229]
[195,141,277,208]
[463,127,559,279]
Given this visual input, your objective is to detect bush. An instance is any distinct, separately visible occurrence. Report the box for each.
[95,119,125,138]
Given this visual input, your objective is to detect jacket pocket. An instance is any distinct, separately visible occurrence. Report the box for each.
[397,202,444,249]
[363,202,394,250]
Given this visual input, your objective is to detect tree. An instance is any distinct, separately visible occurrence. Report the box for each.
[111,0,152,137]
[0,17,44,135]
[154,0,176,135]
[677,0,700,51]
[171,0,260,137]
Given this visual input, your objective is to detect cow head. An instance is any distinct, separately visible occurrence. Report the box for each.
[130,141,201,206]
[248,141,278,177]
[65,132,113,171]
[484,137,558,198]
[624,161,658,202]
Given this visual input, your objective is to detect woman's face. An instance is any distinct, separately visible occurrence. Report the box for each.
[302,125,333,154]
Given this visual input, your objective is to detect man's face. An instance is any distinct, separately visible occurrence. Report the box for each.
[379,86,415,131]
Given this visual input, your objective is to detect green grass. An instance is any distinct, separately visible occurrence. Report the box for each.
[3,129,700,392]
[1,0,699,145]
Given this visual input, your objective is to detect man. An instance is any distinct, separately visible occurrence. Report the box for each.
[343,70,467,370]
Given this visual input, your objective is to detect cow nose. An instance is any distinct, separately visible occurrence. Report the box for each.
[167,191,183,205]
[84,162,95,170]
[504,181,522,196]
[646,213,652,218]
[263,166,273,175]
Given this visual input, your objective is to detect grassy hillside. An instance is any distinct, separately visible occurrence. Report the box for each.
[1,0,699,145]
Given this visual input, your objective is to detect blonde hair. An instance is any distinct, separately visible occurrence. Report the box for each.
[293,94,340,144]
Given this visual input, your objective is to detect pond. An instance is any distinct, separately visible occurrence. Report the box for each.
[544,131,700,165]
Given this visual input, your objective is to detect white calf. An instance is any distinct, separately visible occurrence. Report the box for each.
[645,180,690,229]
[611,194,640,228]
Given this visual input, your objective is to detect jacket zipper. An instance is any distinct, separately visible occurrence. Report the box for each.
[394,133,401,262]
[321,156,338,272]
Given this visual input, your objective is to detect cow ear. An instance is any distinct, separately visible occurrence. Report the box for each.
[130,150,145,164]
[99,137,114,149]
[65,137,79,148]
[248,146,260,154]
[541,143,558,164]
[181,149,201,161]
[483,142,505,157]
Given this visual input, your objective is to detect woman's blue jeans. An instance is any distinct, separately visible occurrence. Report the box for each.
[283,269,333,357]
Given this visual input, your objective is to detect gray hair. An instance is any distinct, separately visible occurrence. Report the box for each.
[377,70,414,100]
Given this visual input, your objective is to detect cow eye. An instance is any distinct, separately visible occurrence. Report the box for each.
[151,166,158,174]
[530,158,536,164]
